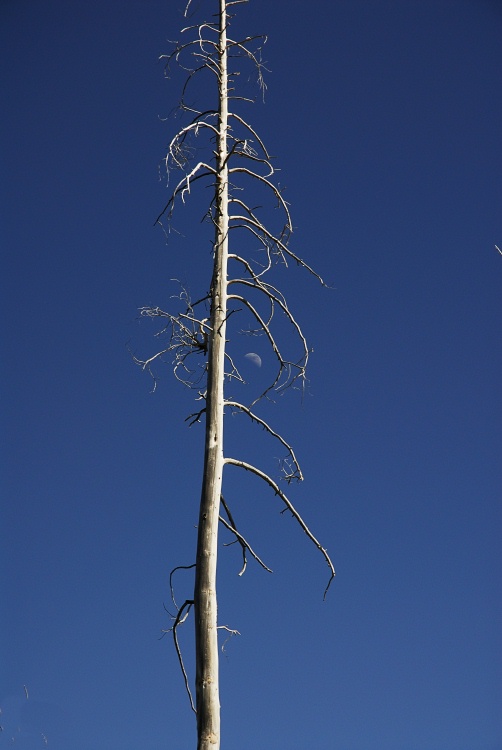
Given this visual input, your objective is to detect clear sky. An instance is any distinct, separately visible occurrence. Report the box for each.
[1,1,501,749]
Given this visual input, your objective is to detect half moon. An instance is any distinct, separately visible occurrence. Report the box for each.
[244,352,262,368]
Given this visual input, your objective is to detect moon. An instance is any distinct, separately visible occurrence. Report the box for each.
[244,352,262,368]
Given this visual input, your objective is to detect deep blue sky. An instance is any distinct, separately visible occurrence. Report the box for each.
[1,1,501,748]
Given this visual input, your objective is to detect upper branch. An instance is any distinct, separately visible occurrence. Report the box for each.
[228,293,307,406]
[228,275,309,367]
[136,289,211,389]
[229,213,325,284]
[229,168,292,228]
[156,162,216,226]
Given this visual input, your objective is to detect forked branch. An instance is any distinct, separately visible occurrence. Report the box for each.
[224,457,335,598]
[219,495,272,575]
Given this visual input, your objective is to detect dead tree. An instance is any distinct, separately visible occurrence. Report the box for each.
[134,1,335,748]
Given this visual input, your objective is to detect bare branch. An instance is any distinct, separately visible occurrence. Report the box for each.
[224,350,245,383]
[224,457,335,598]
[229,167,292,227]
[186,405,206,426]
[228,293,306,405]
[228,276,310,370]
[229,243,273,279]
[225,400,303,481]
[136,295,211,389]
[225,37,268,94]
[230,213,326,284]
[229,113,271,160]
[162,599,196,713]
[155,162,216,227]
[220,495,272,574]
[169,563,197,610]
[166,117,219,172]
[218,626,241,653]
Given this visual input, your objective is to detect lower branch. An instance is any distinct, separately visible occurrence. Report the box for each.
[162,598,196,713]
[220,495,273,575]
[169,563,197,610]
[224,457,335,598]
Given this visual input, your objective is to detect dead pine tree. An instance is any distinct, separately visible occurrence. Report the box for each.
[134,1,335,748]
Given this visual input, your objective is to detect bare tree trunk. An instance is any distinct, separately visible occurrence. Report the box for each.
[193,2,228,747]
[135,3,336,747]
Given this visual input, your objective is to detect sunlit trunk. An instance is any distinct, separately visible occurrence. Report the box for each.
[193,1,228,747]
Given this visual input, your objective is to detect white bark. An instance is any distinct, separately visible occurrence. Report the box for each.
[193,2,228,747]
[136,3,336,747]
